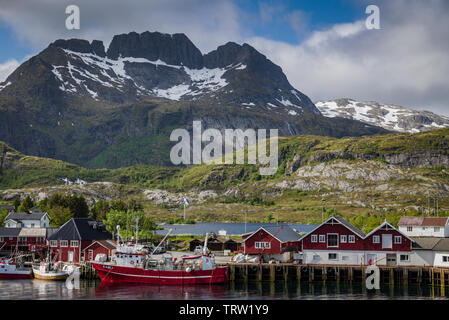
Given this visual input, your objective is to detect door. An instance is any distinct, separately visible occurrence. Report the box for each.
[387,254,397,266]
[367,254,377,265]
[382,234,392,249]
[68,251,74,262]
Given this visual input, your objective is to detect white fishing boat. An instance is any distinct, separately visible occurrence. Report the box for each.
[32,261,72,280]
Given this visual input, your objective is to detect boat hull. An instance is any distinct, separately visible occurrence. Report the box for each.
[0,271,32,280]
[91,262,228,285]
[33,270,70,280]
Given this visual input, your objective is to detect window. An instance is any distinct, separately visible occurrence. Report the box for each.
[422,227,427,231]
[348,235,355,243]
[319,235,325,243]
[328,253,338,260]
[407,226,413,232]
[342,256,349,261]
[0,237,3,242]
[434,227,441,232]
[443,256,449,263]
[70,240,79,247]
[311,235,317,243]
[60,240,68,247]
[373,235,380,244]
[400,254,409,262]
[88,250,94,260]
[31,223,35,228]
[37,237,44,243]
[327,234,338,247]
[255,242,270,249]
[19,237,26,243]
[50,240,58,247]
[341,235,347,243]
[394,236,402,244]
[312,255,320,260]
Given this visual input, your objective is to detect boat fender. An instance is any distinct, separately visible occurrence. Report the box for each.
[130,260,134,265]
[186,267,192,273]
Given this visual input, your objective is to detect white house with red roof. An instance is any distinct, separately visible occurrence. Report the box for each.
[398,216,449,237]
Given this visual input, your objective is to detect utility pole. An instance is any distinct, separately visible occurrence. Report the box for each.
[321,198,324,223]
[135,217,139,245]
[244,210,247,234]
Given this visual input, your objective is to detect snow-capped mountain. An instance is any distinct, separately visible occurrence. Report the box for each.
[0,32,386,168]
[315,99,449,133]
[20,33,318,116]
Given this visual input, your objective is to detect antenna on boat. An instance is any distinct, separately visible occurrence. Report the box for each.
[116,225,121,248]
[203,233,209,256]
[135,217,139,246]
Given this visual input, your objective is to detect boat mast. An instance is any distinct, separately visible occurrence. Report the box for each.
[135,217,139,246]
[203,233,209,256]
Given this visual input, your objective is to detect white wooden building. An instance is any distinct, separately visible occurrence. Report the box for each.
[398,216,449,237]
[4,212,50,228]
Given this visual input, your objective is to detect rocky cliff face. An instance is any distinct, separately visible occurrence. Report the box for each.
[316,98,449,133]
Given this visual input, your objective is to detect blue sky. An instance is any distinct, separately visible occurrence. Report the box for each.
[0,0,448,115]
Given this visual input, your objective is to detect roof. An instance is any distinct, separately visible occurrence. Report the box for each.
[0,205,15,211]
[0,228,21,237]
[398,216,448,227]
[46,228,59,238]
[18,228,47,237]
[332,216,366,238]
[411,237,449,251]
[244,225,302,243]
[84,239,117,251]
[364,221,413,242]
[5,212,47,221]
[47,218,112,241]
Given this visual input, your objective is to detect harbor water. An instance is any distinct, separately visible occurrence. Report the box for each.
[1,280,449,300]
[155,222,317,236]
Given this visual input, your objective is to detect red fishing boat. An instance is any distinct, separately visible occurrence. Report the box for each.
[91,229,228,285]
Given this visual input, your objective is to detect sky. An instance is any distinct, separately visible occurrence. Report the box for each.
[0,0,448,116]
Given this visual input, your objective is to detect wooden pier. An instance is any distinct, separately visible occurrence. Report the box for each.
[220,263,449,287]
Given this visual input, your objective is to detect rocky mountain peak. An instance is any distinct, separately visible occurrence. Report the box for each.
[106,31,203,69]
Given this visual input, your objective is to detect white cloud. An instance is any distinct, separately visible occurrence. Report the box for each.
[0,59,19,82]
[0,0,243,54]
[246,0,449,116]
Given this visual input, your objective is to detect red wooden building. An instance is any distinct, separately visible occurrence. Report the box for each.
[302,216,412,266]
[83,240,117,261]
[47,218,113,263]
[243,226,302,262]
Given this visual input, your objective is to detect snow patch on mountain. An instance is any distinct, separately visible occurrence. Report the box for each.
[0,81,12,92]
[315,99,449,133]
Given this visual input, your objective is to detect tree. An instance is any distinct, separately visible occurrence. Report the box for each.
[104,209,156,241]
[12,198,20,211]
[18,196,34,213]
[67,195,89,218]
[109,200,127,212]
[0,208,8,227]
[90,199,110,221]
[49,205,73,227]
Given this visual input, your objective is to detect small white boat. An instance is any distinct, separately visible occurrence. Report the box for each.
[32,261,71,280]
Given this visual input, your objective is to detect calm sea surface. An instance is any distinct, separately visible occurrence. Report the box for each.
[155,223,317,236]
[0,280,448,300]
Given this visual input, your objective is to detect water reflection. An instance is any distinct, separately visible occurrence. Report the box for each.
[0,280,448,300]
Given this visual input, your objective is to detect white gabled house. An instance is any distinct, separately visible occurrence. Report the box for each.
[4,212,50,228]
[398,216,449,237]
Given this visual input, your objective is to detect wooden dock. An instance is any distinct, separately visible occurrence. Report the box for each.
[219,263,449,287]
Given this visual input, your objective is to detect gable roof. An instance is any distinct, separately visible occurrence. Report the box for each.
[47,218,112,241]
[398,216,448,227]
[365,221,414,242]
[18,228,47,237]
[243,225,302,243]
[304,216,365,240]
[5,212,48,221]
[0,205,15,211]
[84,239,117,252]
